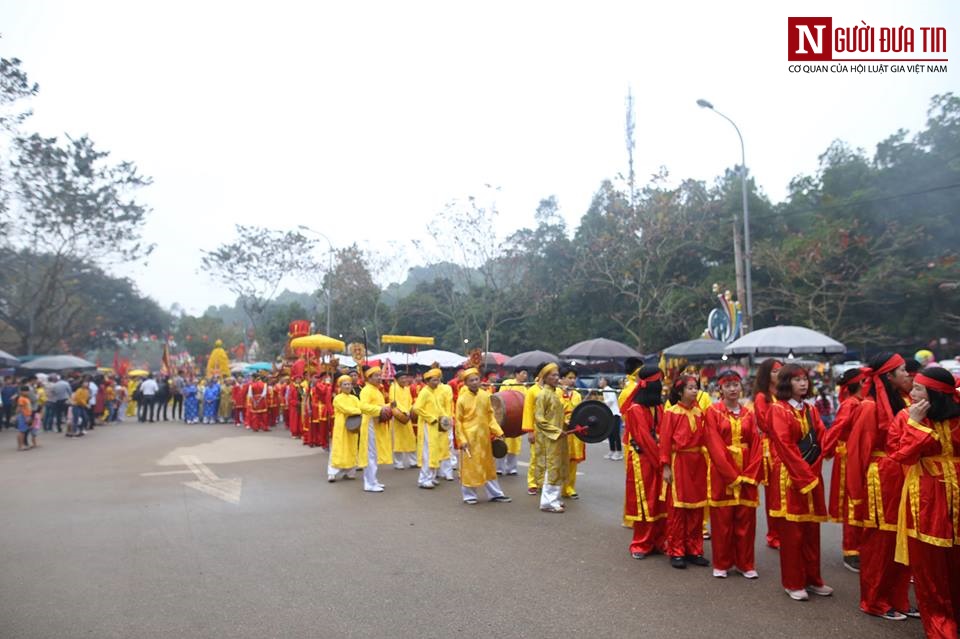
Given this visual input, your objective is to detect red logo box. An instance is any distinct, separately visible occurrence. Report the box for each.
[788,17,833,61]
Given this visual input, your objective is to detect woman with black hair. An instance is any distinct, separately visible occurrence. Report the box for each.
[703,370,762,579]
[767,364,831,601]
[846,353,914,620]
[890,366,960,639]
[659,374,709,569]
[829,367,867,573]
[622,366,666,559]
[752,358,783,549]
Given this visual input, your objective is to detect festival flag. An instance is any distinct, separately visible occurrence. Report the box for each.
[161,343,172,376]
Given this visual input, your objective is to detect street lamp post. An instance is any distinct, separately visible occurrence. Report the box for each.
[297,224,335,337]
[697,98,754,334]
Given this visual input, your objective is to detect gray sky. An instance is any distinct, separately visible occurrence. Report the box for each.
[1,0,956,314]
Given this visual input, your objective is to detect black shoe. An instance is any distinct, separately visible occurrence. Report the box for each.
[670,556,687,569]
[843,556,861,573]
[686,554,710,566]
[631,552,647,560]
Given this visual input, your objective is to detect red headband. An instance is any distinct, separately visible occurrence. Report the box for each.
[717,372,741,384]
[621,371,663,409]
[838,369,866,403]
[789,367,809,378]
[915,373,960,404]
[771,362,783,371]
[862,354,906,428]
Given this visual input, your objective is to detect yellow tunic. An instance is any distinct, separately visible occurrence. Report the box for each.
[525,382,544,488]
[559,388,583,497]
[499,378,525,456]
[533,387,568,486]
[360,383,392,464]
[413,385,446,469]
[389,382,416,453]
[126,379,138,416]
[455,388,504,487]
[330,392,383,469]
[436,383,454,461]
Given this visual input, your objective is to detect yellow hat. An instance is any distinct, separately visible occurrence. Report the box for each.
[366,366,382,378]
[537,362,559,380]
[461,367,479,380]
[336,374,352,387]
[423,368,442,381]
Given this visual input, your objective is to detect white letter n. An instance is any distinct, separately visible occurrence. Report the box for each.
[795,25,825,54]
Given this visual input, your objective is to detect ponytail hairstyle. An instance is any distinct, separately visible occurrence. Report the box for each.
[866,352,907,417]
[631,365,664,407]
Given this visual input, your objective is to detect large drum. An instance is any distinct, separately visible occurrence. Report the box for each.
[345,415,362,432]
[569,400,614,443]
[490,390,525,438]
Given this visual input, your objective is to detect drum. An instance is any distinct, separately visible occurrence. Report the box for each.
[491,438,508,459]
[569,400,614,443]
[438,416,453,432]
[345,414,362,432]
[490,390,525,438]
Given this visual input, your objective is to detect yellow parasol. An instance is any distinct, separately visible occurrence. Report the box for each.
[128,369,150,377]
[290,334,346,352]
[381,334,434,346]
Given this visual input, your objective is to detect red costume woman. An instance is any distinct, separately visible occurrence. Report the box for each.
[622,367,666,559]
[659,374,709,569]
[828,367,866,571]
[766,364,832,601]
[846,353,914,620]
[703,370,762,578]
[752,359,783,549]
[890,366,960,639]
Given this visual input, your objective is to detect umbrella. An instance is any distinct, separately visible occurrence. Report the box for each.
[0,349,19,368]
[20,354,97,372]
[504,350,559,369]
[128,369,150,377]
[480,352,508,367]
[724,325,846,357]
[559,338,642,360]
[244,361,274,372]
[290,334,346,352]
[662,338,727,361]
[411,349,467,368]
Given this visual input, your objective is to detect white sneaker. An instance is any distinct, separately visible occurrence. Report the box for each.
[807,584,833,596]
[611,451,623,461]
[364,486,384,493]
[741,570,759,579]
[327,475,336,483]
[603,452,613,460]
[786,588,809,601]
[393,464,404,470]
[712,569,728,578]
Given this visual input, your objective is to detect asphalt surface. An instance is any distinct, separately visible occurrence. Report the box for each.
[0,420,926,639]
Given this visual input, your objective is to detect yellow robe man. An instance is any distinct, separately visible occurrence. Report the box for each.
[455,368,511,504]
[559,381,583,499]
[328,376,382,482]
[524,380,543,491]
[533,363,568,512]
[389,378,416,469]
[437,381,455,472]
[126,378,139,417]
[413,370,448,488]
[358,368,391,492]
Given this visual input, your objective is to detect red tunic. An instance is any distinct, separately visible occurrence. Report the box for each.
[828,396,862,523]
[247,380,269,431]
[846,400,902,531]
[623,404,665,523]
[286,382,302,438]
[703,403,762,507]
[658,404,707,508]
[766,400,828,522]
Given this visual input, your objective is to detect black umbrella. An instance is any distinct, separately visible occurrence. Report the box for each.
[503,350,559,370]
[0,349,19,368]
[662,338,727,361]
[559,338,643,360]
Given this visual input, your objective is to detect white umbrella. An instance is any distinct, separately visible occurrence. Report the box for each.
[411,349,467,368]
[0,349,19,368]
[724,325,845,357]
[21,354,97,372]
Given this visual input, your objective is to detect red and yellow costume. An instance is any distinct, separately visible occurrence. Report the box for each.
[753,391,781,548]
[623,403,666,555]
[767,399,828,591]
[890,376,960,639]
[659,403,707,558]
[704,402,762,572]
[246,378,269,431]
[828,391,863,557]
[231,381,245,425]
[286,380,302,438]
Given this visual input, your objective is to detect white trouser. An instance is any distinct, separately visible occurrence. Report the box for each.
[448,429,458,468]
[439,458,454,480]
[540,482,563,509]
[497,453,518,474]
[394,451,417,468]
[327,463,356,480]
[418,426,437,486]
[364,420,380,490]
[461,480,505,502]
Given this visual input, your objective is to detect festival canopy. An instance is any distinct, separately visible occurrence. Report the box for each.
[20,354,97,372]
[504,350,559,369]
[662,338,727,361]
[559,338,642,360]
[724,325,846,357]
[289,334,346,352]
[244,361,274,372]
[0,349,19,368]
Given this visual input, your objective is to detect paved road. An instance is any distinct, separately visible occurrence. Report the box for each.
[0,421,925,639]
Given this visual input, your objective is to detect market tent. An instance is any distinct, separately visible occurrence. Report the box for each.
[20,355,97,372]
[559,338,642,360]
[662,338,726,361]
[724,326,845,357]
[410,349,467,368]
[0,349,19,368]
